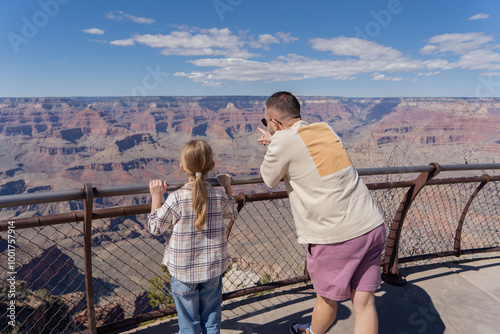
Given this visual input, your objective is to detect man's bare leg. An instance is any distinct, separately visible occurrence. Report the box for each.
[310,293,337,334]
[350,290,378,334]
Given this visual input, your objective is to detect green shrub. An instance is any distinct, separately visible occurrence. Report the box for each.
[148,265,174,309]
[257,274,272,286]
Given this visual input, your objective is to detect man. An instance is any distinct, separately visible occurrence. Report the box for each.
[257,92,386,334]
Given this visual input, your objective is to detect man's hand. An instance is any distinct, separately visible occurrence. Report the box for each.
[257,127,272,146]
[149,180,167,212]
[216,174,232,197]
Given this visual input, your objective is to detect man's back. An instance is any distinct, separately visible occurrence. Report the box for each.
[260,120,383,244]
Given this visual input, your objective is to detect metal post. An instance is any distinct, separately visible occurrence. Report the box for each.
[83,183,97,333]
[382,163,441,286]
[453,176,489,257]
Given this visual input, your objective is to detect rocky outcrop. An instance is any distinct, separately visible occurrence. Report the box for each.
[74,303,125,330]
[115,133,156,152]
[16,245,81,294]
[0,179,27,195]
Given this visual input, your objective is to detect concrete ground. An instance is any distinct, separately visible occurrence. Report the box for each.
[120,256,500,334]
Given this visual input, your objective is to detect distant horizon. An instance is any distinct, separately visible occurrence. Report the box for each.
[2,95,500,100]
[1,1,499,98]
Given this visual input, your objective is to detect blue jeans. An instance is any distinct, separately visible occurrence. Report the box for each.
[171,275,223,334]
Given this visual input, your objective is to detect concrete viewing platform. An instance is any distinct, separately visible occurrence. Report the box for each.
[122,256,500,334]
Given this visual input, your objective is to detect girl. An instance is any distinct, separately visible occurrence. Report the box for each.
[148,140,237,334]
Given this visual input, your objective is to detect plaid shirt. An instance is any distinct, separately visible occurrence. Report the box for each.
[148,182,237,283]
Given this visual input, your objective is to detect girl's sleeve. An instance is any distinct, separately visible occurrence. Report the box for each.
[147,193,177,235]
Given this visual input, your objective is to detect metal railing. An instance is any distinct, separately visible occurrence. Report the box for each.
[1,163,499,333]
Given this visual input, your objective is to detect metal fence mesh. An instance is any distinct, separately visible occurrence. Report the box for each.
[85,216,163,327]
[370,186,409,241]
[461,181,500,249]
[401,184,468,258]
[0,222,84,333]
[225,199,306,292]
[396,182,500,263]
[1,179,499,333]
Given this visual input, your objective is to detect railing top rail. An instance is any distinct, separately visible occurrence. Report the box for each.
[358,163,500,175]
[0,163,499,208]
[2,174,500,231]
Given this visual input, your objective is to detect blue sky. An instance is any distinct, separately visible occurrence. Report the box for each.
[1,0,499,97]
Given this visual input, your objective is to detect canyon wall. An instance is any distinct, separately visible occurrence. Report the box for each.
[0,95,499,216]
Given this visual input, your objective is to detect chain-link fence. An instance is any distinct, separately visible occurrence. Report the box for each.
[0,222,84,333]
[225,199,305,292]
[1,170,500,333]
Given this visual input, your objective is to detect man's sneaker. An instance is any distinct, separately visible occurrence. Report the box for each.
[289,323,311,334]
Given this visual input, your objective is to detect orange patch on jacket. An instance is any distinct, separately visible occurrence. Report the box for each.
[297,123,352,177]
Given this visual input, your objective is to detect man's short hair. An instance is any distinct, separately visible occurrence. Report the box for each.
[266,91,301,120]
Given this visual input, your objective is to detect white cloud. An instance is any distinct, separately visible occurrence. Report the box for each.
[82,28,104,35]
[423,58,455,70]
[109,28,257,58]
[455,49,500,70]
[172,36,462,86]
[110,38,136,46]
[468,13,489,20]
[248,34,279,49]
[89,39,108,44]
[310,36,402,60]
[372,73,405,81]
[420,32,494,55]
[418,32,500,71]
[419,45,438,54]
[107,10,155,24]
[170,24,191,31]
[174,53,425,85]
[160,47,253,58]
[109,27,296,57]
[136,29,239,48]
[106,25,500,87]
[417,71,440,76]
[247,32,298,49]
[276,32,298,43]
[174,47,500,86]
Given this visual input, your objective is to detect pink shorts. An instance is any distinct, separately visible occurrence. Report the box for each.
[307,224,386,301]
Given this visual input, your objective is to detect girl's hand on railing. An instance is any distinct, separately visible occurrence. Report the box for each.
[149,180,167,195]
[216,174,232,197]
[149,180,168,212]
